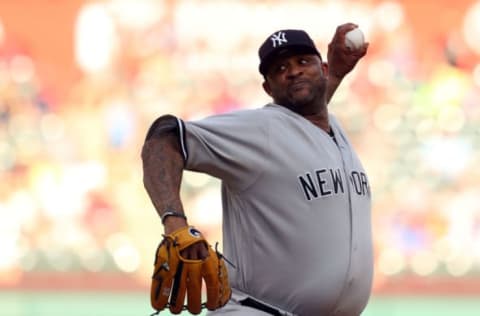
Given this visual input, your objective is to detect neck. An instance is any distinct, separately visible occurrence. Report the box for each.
[303,109,330,132]
[278,100,330,132]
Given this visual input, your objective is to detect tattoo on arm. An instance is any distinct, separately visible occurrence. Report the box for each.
[141,130,185,219]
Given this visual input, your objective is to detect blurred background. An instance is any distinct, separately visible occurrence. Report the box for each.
[0,0,479,315]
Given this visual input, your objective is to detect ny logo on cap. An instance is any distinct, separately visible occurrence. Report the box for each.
[270,31,287,48]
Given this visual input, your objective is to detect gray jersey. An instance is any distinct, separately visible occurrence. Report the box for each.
[177,103,373,316]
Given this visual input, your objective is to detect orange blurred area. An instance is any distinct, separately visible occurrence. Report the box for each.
[0,0,480,295]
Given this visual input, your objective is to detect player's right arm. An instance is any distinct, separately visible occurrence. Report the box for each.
[141,115,208,259]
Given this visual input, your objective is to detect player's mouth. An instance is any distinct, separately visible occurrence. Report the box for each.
[288,80,310,92]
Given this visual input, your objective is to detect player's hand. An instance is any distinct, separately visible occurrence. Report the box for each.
[164,217,209,260]
[327,23,369,80]
[180,240,210,260]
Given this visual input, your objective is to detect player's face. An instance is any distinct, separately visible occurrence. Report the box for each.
[262,53,328,115]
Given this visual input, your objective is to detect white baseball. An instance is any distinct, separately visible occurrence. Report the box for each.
[345,27,365,50]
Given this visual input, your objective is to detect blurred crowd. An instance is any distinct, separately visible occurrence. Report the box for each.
[0,0,479,292]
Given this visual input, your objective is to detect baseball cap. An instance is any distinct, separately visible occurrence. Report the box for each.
[258,29,321,76]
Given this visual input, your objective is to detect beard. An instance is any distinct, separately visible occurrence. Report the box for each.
[276,77,327,115]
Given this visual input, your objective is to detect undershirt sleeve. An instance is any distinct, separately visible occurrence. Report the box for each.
[180,109,270,191]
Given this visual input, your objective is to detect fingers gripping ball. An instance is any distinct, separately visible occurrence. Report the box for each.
[150,226,232,315]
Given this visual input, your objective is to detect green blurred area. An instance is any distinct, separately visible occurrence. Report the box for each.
[1,291,480,316]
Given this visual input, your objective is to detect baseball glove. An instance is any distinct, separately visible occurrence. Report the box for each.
[150,226,231,315]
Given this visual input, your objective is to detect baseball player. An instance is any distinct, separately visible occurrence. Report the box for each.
[142,23,371,316]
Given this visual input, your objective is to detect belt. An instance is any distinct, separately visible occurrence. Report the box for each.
[239,297,283,316]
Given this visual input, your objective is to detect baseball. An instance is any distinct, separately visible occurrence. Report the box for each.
[345,27,365,50]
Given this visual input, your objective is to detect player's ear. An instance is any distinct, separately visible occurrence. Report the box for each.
[321,61,328,76]
[262,80,273,97]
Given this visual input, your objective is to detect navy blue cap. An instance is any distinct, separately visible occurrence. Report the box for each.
[258,29,321,75]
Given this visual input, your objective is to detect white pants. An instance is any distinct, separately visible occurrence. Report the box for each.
[207,289,296,316]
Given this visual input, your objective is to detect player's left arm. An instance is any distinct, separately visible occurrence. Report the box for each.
[325,22,369,104]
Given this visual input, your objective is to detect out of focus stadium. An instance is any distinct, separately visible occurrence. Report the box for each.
[0,0,479,315]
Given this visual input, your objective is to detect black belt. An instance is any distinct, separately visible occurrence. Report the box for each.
[239,297,283,316]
